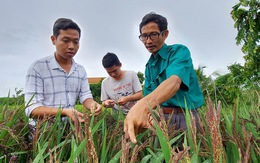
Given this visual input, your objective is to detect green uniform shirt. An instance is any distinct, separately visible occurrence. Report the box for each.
[144,44,204,110]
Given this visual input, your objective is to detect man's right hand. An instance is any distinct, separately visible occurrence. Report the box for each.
[124,100,151,144]
[63,108,85,123]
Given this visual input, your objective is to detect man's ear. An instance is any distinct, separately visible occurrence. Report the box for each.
[51,35,56,45]
[163,29,169,38]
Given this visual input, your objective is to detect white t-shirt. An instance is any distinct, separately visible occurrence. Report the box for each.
[101,70,142,114]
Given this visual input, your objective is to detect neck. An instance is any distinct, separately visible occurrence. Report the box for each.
[115,70,125,81]
[55,53,72,64]
[54,53,72,74]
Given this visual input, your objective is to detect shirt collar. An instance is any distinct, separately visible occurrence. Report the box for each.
[49,54,77,71]
[146,43,168,65]
[157,44,168,60]
[49,54,59,69]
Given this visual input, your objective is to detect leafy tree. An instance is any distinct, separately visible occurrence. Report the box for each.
[231,0,260,85]
[194,64,245,105]
[137,71,145,84]
[89,80,102,103]
[227,63,246,86]
[206,63,245,105]
[75,80,103,105]
[211,73,233,105]
[194,65,213,96]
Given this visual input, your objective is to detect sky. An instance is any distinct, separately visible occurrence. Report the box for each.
[0,0,245,97]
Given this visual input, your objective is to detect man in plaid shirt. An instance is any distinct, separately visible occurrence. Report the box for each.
[25,18,101,126]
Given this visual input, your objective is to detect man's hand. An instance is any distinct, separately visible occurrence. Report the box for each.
[117,96,129,105]
[63,108,85,122]
[83,99,102,116]
[89,101,102,116]
[124,76,182,143]
[123,100,151,144]
[102,99,116,107]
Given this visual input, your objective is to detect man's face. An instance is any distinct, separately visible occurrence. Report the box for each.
[140,22,168,54]
[51,29,80,60]
[105,64,122,80]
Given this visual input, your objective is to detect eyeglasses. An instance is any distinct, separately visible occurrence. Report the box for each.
[139,31,164,41]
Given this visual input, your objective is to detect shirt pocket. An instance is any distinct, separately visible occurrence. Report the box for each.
[157,68,166,84]
[144,78,159,95]
[144,79,153,95]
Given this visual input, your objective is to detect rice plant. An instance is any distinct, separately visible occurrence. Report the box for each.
[0,89,259,162]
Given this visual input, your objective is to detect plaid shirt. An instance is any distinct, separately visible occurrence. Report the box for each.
[24,55,93,118]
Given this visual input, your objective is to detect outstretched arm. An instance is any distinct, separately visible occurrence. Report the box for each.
[124,75,181,143]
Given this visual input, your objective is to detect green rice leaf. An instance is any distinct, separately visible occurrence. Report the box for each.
[108,150,122,163]
[154,120,170,163]
[33,142,48,163]
[68,138,86,163]
[139,154,152,163]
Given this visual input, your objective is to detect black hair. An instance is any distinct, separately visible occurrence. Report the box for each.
[139,12,168,33]
[102,52,121,68]
[53,18,81,38]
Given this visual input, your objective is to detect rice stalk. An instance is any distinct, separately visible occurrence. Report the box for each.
[243,133,252,163]
[206,98,226,163]
[197,112,211,158]
[120,135,130,163]
[48,149,53,163]
[171,146,190,163]
[255,90,260,108]
[151,106,172,163]
[130,138,150,163]
[8,155,18,163]
[190,111,197,151]
[231,100,243,149]
[84,113,98,163]
[108,125,124,158]
[185,109,198,155]
[1,126,20,146]
[230,100,253,162]
[33,116,53,153]
[73,110,82,142]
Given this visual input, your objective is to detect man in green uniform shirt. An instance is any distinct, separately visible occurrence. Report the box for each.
[124,12,204,144]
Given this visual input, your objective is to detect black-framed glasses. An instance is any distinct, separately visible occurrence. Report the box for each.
[139,31,164,41]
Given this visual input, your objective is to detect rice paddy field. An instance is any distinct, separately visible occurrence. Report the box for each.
[0,90,259,163]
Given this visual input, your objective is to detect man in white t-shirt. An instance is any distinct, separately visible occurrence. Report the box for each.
[101,52,143,114]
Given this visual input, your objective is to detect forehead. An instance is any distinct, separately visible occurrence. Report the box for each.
[105,65,120,72]
[58,29,80,39]
[141,22,160,34]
